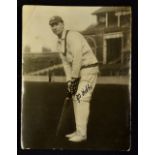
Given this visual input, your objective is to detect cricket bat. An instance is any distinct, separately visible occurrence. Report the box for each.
[56,93,75,137]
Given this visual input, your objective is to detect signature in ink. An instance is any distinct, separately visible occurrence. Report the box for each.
[75,84,92,103]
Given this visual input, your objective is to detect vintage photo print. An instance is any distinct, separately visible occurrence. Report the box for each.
[21,5,132,150]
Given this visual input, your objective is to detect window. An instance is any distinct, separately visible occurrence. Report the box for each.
[108,12,117,27]
[120,14,131,27]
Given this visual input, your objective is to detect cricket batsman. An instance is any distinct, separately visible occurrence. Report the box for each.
[49,16,99,142]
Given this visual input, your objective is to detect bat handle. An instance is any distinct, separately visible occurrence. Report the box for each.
[66,91,72,98]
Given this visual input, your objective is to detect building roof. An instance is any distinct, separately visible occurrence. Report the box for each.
[82,24,130,35]
[92,7,131,15]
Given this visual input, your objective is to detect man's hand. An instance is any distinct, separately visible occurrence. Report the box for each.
[67,78,80,95]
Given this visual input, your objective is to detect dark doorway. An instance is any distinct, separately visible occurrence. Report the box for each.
[106,38,122,63]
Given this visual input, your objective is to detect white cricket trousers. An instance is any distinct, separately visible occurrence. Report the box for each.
[72,73,98,136]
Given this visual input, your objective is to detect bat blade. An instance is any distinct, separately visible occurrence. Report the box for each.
[56,97,75,137]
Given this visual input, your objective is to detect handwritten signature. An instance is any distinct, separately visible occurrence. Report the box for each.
[75,84,92,103]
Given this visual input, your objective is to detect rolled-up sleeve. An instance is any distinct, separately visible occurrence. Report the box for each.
[68,32,82,78]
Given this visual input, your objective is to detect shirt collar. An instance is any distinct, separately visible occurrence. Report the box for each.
[58,29,67,40]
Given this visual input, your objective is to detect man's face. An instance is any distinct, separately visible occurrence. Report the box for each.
[50,22,64,36]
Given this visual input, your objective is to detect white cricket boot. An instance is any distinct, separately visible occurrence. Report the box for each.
[65,131,77,138]
[68,132,87,142]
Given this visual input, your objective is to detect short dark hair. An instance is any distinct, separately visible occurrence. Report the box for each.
[49,16,64,26]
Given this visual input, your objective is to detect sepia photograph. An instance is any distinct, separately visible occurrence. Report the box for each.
[21,5,131,150]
